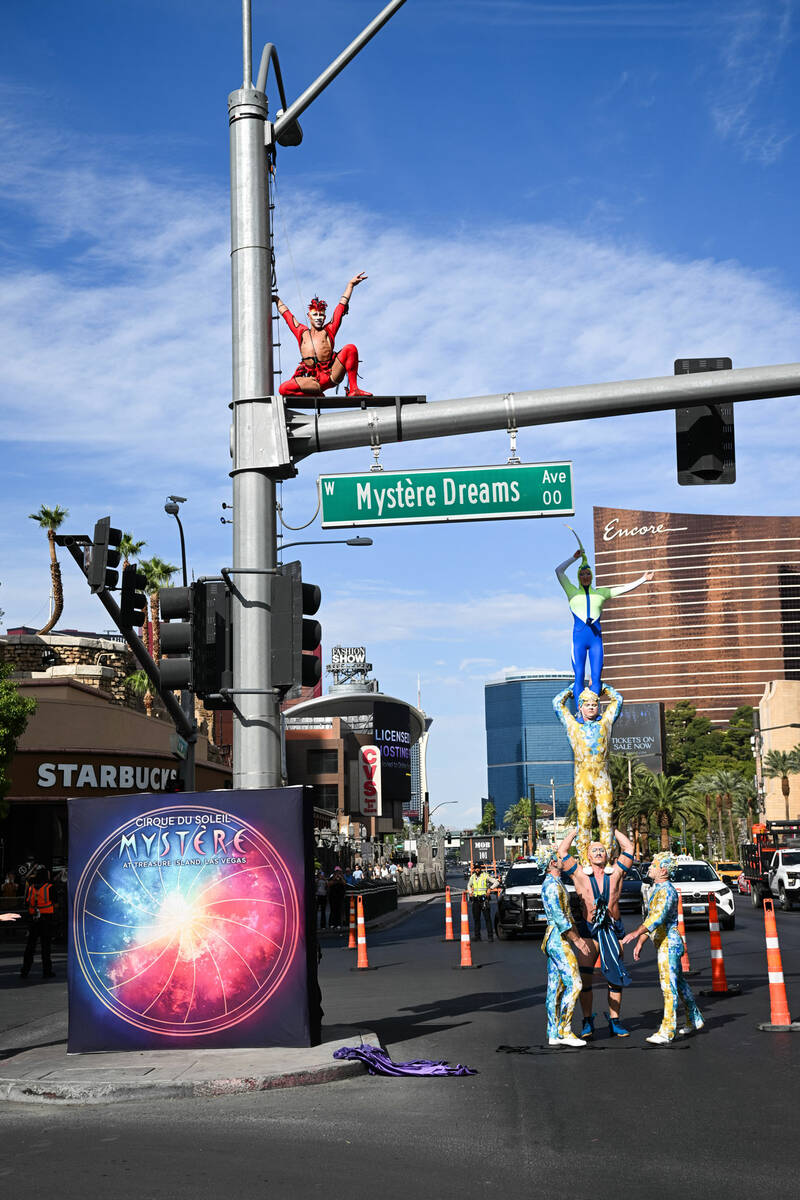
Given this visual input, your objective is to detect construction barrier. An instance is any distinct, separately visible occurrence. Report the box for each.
[347,895,356,950]
[757,898,800,1031]
[350,894,374,971]
[677,892,697,976]
[454,891,476,970]
[443,887,455,941]
[699,893,740,997]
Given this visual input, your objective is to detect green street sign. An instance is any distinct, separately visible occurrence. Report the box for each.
[318,462,573,528]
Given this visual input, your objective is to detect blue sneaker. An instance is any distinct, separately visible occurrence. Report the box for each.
[580,1013,595,1039]
[605,1011,630,1037]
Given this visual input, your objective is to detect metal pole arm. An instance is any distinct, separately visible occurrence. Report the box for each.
[287,361,800,460]
[63,543,196,742]
[273,0,407,142]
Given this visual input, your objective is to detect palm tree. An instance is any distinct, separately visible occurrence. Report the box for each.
[763,747,800,821]
[119,533,146,569]
[124,669,153,718]
[705,769,751,857]
[629,770,698,852]
[28,504,69,635]
[140,555,177,662]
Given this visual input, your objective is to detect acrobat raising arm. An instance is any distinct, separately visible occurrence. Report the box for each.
[601,569,655,600]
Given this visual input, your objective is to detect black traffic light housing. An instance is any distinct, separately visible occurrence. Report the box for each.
[88,517,122,593]
[270,561,322,698]
[160,581,232,706]
[674,359,736,485]
[119,564,148,628]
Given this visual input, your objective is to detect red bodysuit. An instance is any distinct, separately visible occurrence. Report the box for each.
[278,303,369,397]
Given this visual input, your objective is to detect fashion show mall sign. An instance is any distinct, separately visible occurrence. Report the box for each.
[318,462,574,527]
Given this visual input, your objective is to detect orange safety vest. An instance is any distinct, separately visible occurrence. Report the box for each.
[26,883,54,917]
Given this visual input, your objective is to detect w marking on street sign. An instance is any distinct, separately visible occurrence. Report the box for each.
[323,480,336,495]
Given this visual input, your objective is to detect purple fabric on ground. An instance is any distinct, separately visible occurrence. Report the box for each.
[333,1045,477,1076]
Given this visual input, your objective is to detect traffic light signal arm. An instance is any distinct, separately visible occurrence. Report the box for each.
[62,540,196,742]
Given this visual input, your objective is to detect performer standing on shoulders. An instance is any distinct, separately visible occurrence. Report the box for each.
[622,851,704,1045]
[275,272,372,399]
[555,538,653,706]
[539,847,591,1047]
[553,683,623,864]
[558,826,636,1039]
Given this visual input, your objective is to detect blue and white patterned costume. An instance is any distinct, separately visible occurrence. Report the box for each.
[553,683,623,864]
[541,872,582,1040]
[643,881,703,1040]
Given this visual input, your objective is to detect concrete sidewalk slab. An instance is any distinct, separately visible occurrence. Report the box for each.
[318,892,440,943]
[0,1025,380,1106]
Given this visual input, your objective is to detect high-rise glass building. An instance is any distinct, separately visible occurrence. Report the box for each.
[485,672,575,823]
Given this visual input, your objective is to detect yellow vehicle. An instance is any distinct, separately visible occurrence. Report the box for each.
[713,860,741,887]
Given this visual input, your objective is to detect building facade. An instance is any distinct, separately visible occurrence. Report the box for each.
[485,672,575,823]
[593,507,800,725]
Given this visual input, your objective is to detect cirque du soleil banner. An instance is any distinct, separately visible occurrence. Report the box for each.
[68,788,318,1052]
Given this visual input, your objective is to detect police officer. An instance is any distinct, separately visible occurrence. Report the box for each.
[20,867,56,980]
[467,861,498,942]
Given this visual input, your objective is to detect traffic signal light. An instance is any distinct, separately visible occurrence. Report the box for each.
[88,517,122,593]
[119,564,148,628]
[159,581,232,705]
[270,561,322,697]
[674,359,736,485]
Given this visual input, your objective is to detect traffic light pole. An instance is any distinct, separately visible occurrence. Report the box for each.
[285,361,800,459]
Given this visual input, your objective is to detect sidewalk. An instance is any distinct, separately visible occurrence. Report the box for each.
[0,893,439,1105]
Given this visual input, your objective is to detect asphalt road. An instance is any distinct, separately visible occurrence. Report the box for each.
[3,881,800,1198]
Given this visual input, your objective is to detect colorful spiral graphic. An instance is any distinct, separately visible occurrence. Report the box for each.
[72,804,300,1037]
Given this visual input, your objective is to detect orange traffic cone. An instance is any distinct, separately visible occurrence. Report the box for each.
[443,886,455,941]
[676,892,698,976]
[350,894,374,971]
[454,891,476,969]
[347,895,356,949]
[757,898,800,1031]
[699,893,740,997]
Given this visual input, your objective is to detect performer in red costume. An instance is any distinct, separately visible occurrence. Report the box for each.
[274,271,372,398]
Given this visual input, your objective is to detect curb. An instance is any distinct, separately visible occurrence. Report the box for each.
[0,1030,381,1106]
[318,893,440,943]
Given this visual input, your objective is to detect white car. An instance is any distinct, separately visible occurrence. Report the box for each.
[641,858,736,931]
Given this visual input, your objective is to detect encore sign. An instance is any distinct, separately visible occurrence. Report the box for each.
[318,462,573,528]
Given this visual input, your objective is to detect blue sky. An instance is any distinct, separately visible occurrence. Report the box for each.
[2,0,799,827]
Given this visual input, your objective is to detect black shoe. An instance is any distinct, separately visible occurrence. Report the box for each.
[19,971,29,979]
[43,971,56,978]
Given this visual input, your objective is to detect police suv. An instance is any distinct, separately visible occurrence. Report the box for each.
[494,859,578,939]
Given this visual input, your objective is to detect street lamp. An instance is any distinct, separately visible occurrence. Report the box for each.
[164,496,188,587]
[278,537,373,556]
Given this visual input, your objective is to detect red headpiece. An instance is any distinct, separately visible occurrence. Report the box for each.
[308,296,327,313]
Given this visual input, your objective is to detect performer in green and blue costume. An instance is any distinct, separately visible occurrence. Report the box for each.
[538,847,591,1047]
[622,851,704,1045]
[556,529,653,707]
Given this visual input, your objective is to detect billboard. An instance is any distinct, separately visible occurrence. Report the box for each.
[359,745,382,817]
[460,835,505,864]
[68,787,318,1052]
[373,701,411,807]
[610,702,665,773]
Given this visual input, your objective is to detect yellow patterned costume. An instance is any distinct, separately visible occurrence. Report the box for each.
[552,684,623,865]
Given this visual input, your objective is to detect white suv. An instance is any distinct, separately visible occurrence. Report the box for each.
[641,858,736,931]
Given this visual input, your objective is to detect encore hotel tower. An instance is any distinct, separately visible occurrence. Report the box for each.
[592,507,800,725]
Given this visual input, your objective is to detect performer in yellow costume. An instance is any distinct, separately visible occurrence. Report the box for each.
[552,683,623,865]
[622,851,704,1045]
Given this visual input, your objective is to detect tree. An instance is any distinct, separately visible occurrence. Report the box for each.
[119,532,146,569]
[763,747,800,822]
[0,663,37,817]
[504,797,534,848]
[125,668,154,719]
[476,801,497,835]
[28,504,69,635]
[140,555,178,663]
[624,770,698,852]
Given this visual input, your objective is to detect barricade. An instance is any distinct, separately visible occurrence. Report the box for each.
[757,898,800,1031]
[347,895,356,950]
[699,893,740,997]
[453,891,476,969]
[443,886,455,942]
[676,893,697,976]
[350,894,376,971]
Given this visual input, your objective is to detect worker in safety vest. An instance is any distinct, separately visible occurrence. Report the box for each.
[467,862,499,942]
[21,867,56,980]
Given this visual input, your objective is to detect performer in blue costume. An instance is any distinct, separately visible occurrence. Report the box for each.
[538,847,591,1047]
[556,531,653,706]
[558,826,636,1039]
[622,851,704,1045]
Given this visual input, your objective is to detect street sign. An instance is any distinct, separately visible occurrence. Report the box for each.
[170,733,188,761]
[318,462,573,528]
